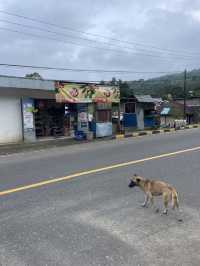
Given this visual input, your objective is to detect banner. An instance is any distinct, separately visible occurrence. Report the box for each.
[96,122,112,137]
[77,103,88,131]
[22,98,36,142]
[22,98,34,131]
[55,82,120,103]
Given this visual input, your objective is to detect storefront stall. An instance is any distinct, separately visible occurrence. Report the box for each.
[95,103,112,137]
[34,99,65,138]
[55,82,120,138]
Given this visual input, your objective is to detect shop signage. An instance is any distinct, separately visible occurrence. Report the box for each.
[22,98,36,141]
[96,122,112,137]
[22,98,34,131]
[55,82,120,103]
[78,112,88,122]
[77,103,88,131]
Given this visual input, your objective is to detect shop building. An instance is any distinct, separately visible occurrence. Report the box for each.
[0,75,64,144]
[55,81,120,139]
[121,95,160,131]
[0,76,120,144]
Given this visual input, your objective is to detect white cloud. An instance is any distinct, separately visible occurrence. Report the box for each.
[189,10,200,23]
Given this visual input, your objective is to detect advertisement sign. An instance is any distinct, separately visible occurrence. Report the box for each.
[22,98,36,141]
[55,82,120,103]
[96,122,112,137]
[22,98,34,131]
[77,103,88,131]
[78,112,88,122]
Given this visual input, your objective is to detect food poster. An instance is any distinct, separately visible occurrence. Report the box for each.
[77,104,89,131]
[55,82,120,103]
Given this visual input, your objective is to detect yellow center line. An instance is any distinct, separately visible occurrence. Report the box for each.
[0,146,200,197]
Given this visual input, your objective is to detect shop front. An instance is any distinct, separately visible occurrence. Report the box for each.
[34,99,66,138]
[0,75,56,144]
[55,81,120,138]
[21,98,69,141]
[95,103,112,137]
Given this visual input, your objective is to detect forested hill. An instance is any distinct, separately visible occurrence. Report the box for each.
[127,69,200,99]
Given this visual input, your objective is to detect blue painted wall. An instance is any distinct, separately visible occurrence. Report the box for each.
[144,116,155,127]
[123,113,137,127]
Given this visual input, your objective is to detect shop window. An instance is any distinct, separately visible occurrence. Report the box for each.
[125,102,135,113]
[97,110,111,122]
[144,109,155,116]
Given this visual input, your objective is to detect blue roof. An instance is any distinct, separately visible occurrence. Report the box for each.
[160,107,170,115]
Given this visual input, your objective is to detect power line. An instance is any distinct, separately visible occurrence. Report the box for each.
[0,73,106,83]
[0,18,147,54]
[0,9,199,57]
[0,63,182,74]
[0,73,187,85]
[0,26,197,61]
[0,18,198,59]
[0,26,144,56]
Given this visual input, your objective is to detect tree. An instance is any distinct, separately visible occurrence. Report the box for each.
[119,81,132,98]
[111,77,117,85]
[100,80,105,85]
[25,72,43,79]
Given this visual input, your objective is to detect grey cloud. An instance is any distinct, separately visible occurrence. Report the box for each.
[0,0,200,81]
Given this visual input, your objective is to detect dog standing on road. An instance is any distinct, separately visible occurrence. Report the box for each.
[129,174,179,214]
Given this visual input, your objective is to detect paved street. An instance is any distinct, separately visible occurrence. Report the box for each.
[0,129,200,266]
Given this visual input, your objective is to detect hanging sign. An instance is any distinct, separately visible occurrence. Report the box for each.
[55,82,120,103]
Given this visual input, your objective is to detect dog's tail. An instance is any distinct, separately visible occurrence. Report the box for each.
[171,189,179,209]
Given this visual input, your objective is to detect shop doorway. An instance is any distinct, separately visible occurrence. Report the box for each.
[34,99,67,138]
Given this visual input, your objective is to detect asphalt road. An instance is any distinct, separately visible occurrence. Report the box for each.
[0,129,200,266]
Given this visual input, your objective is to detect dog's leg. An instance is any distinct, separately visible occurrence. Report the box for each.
[148,193,160,213]
[172,192,179,210]
[141,194,149,207]
[149,193,154,207]
[163,192,169,215]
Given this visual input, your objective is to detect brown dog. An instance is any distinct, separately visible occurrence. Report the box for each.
[129,174,179,214]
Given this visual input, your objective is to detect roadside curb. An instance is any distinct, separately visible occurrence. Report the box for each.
[0,135,115,156]
[115,124,200,140]
[1,124,200,156]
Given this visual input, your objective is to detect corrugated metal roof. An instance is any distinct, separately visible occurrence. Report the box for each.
[135,95,155,103]
[0,75,54,91]
[152,97,163,103]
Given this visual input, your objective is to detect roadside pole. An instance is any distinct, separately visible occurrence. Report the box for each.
[117,102,121,133]
[183,69,187,120]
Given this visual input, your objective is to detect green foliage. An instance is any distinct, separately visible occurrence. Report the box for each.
[100,80,105,85]
[127,69,200,99]
[108,77,133,98]
[25,72,43,79]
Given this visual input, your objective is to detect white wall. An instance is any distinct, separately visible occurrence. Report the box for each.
[136,105,144,130]
[0,96,23,144]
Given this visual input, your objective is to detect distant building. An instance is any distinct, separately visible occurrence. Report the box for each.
[173,97,200,124]
[120,95,160,131]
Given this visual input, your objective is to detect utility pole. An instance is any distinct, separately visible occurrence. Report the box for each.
[183,69,187,120]
[117,102,121,133]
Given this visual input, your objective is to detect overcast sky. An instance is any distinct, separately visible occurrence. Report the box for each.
[0,0,200,81]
